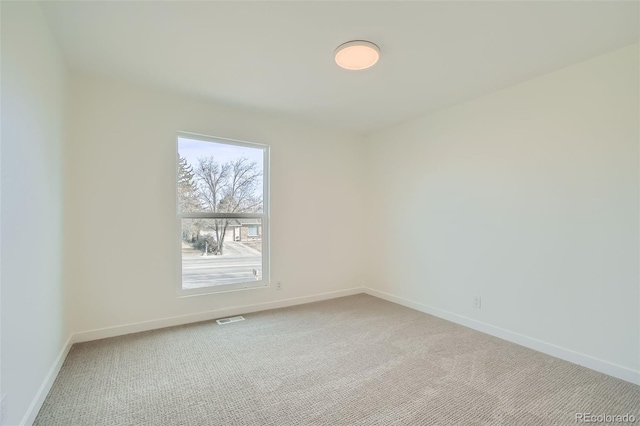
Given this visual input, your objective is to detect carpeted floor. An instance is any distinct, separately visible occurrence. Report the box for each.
[35,294,639,425]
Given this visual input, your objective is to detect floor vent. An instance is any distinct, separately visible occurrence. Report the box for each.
[216,316,245,325]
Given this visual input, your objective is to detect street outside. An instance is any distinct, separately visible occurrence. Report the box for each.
[182,240,262,289]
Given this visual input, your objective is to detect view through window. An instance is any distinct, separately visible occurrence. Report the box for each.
[177,134,268,293]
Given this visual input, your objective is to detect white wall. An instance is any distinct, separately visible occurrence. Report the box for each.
[367,45,639,376]
[65,74,367,333]
[2,10,636,423]
[1,2,69,425]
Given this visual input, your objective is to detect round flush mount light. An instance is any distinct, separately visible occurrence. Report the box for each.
[334,40,380,70]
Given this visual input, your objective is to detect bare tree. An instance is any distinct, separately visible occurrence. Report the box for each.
[194,157,230,212]
[220,158,263,213]
[193,156,262,254]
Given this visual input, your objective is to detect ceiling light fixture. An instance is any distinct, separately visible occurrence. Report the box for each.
[334,40,380,70]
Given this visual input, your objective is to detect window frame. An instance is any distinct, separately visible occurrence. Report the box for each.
[176,131,270,297]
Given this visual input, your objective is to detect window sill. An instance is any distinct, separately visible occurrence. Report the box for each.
[177,280,269,298]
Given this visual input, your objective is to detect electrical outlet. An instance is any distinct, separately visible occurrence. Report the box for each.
[276,281,282,290]
[473,296,482,309]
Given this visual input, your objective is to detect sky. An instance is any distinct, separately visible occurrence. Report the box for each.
[178,136,264,173]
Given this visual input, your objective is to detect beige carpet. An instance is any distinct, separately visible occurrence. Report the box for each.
[35,294,639,425]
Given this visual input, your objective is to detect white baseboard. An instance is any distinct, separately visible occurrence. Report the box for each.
[364,287,640,385]
[20,335,73,426]
[72,287,365,343]
[23,286,635,426]
[20,287,364,425]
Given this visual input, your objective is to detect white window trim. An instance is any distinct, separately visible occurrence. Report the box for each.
[176,131,270,297]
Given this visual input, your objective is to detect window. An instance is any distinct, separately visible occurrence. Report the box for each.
[177,133,269,295]
[247,225,259,237]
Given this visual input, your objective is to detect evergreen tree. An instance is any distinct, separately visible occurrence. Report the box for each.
[178,155,202,243]
[178,155,200,212]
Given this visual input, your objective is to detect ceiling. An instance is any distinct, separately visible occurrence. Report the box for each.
[41,1,639,134]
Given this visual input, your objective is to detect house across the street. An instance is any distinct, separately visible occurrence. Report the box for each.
[228,219,262,242]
